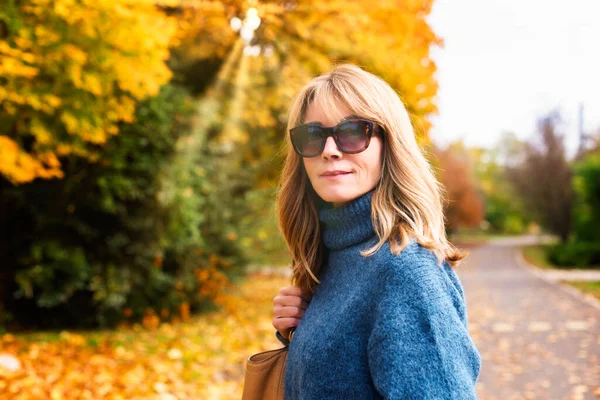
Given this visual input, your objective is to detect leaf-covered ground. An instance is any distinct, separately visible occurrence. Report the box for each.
[0,272,289,400]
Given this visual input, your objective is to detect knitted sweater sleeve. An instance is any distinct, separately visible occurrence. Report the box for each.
[367,250,481,399]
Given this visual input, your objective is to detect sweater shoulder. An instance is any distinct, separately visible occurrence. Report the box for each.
[371,240,464,309]
[373,240,442,280]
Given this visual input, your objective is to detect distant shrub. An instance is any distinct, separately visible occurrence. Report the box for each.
[572,150,600,243]
[547,242,600,268]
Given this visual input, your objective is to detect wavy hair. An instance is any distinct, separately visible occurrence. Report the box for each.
[277,64,466,295]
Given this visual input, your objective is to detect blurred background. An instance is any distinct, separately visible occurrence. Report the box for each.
[0,0,598,399]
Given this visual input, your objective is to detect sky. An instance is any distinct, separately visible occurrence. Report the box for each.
[427,0,600,157]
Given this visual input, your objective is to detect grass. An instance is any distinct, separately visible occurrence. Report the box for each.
[522,245,555,269]
[564,281,600,300]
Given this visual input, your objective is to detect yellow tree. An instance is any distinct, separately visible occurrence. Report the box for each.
[0,0,176,184]
[258,0,440,140]
[170,0,440,142]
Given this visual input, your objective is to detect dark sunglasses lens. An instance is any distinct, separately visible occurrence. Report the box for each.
[292,125,324,156]
[336,121,370,152]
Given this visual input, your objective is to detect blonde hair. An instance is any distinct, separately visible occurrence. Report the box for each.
[277,64,466,295]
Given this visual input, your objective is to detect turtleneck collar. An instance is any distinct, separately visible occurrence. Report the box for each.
[319,191,376,250]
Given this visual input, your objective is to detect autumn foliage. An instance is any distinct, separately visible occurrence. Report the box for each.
[434,143,485,233]
[0,0,175,184]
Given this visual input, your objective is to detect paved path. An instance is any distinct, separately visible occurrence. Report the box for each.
[457,239,600,400]
[535,269,600,283]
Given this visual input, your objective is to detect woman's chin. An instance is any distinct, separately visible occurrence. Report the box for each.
[316,188,359,205]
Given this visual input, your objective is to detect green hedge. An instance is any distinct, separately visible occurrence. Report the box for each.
[544,149,600,269]
[547,242,600,268]
[573,150,600,242]
[0,83,247,329]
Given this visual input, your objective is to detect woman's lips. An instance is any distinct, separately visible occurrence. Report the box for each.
[321,171,351,179]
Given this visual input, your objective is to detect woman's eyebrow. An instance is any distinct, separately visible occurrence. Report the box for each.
[342,114,360,120]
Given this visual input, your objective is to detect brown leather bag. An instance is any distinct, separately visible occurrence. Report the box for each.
[241,346,288,400]
[242,329,294,400]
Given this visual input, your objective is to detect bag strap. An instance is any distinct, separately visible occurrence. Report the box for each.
[275,327,296,346]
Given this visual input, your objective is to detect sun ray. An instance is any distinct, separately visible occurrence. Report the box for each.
[219,47,252,147]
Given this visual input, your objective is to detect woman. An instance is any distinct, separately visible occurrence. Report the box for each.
[272,64,481,399]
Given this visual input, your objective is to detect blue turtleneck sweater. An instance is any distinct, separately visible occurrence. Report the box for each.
[283,191,481,399]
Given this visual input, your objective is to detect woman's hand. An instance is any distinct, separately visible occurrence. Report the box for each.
[272,286,310,340]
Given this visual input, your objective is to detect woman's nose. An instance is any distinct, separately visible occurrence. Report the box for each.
[321,136,342,160]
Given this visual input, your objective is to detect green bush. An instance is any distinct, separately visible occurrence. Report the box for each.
[544,149,600,270]
[0,83,247,329]
[14,241,91,308]
[572,150,600,242]
[547,242,600,268]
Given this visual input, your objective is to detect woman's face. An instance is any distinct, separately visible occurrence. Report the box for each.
[301,100,383,207]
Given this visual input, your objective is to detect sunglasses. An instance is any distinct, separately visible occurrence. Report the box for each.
[289,118,381,158]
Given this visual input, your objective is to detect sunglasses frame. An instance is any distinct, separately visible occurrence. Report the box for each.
[289,118,380,158]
